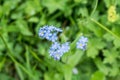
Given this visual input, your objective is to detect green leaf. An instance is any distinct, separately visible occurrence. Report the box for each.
[0,73,15,80]
[15,64,24,80]
[103,33,114,41]
[25,46,31,72]
[89,38,106,49]
[109,65,119,77]
[15,20,33,36]
[74,0,81,3]
[63,65,72,80]
[44,72,63,80]
[0,58,6,71]
[104,0,114,8]
[103,50,118,64]
[94,58,110,75]
[2,0,19,16]
[24,0,42,16]
[112,26,120,37]
[113,39,120,48]
[42,0,68,14]
[0,6,3,18]
[0,39,5,51]
[87,47,98,58]
[78,7,88,17]
[67,50,84,67]
[91,71,106,80]
[86,38,106,58]
[28,17,39,23]
[86,21,104,37]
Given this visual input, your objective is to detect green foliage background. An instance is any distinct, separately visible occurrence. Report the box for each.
[0,0,120,80]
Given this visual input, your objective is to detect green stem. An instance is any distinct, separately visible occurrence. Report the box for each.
[90,0,98,16]
[90,18,120,40]
[50,12,62,20]
[0,34,34,78]
[70,33,83,50]
[29,48,48,67]
[69,16,76,25]
[29,49,43,63]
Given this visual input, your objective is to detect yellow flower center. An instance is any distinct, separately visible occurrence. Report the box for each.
[79,43,83,47]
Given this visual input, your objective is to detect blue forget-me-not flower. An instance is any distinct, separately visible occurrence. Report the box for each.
[38,25,62,42]
[49,42,70,60]
[76,36,88,50]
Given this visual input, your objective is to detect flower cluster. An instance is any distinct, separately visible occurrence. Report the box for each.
[38,25,88,60]
[107,5,118,22]
[76,36,88,50]
[38,25,62,42]
[39,25,70,60]
[49,42,70,60]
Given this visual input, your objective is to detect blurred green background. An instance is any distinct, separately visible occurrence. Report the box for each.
[0,0,120,80]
